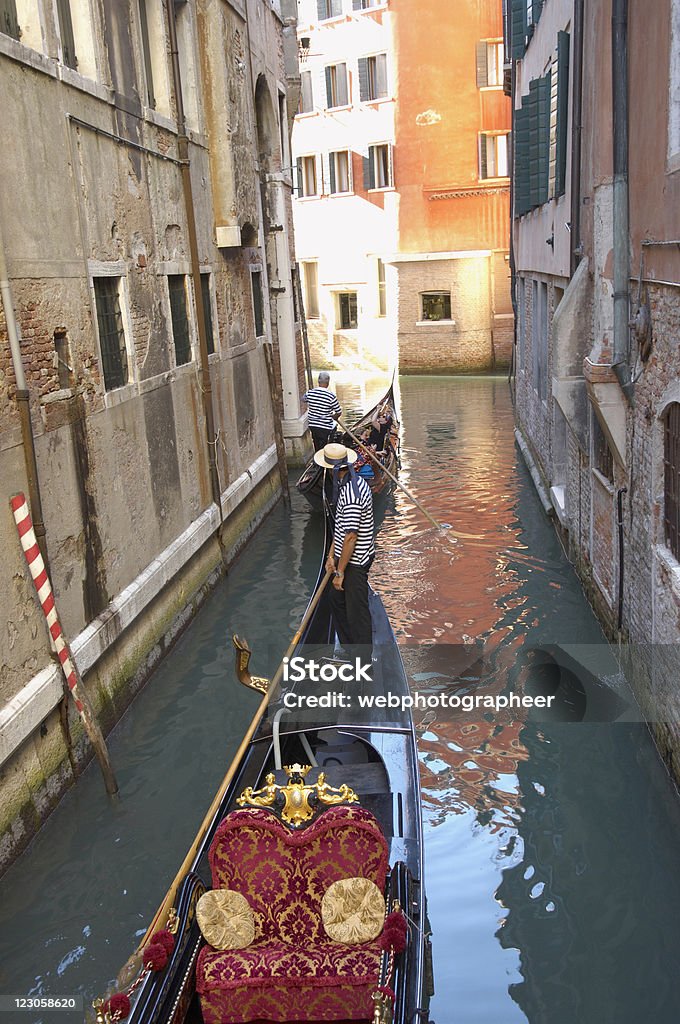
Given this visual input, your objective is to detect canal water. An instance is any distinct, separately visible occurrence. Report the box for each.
[2,375,680,1023]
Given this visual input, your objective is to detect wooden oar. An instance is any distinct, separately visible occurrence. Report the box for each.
[136,568,333,948]
[336,416,463,536]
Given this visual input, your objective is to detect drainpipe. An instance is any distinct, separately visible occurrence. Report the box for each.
[569,0,584,278]
[612,0,634,403]
[164,0,222,513]
[0,219,49,567]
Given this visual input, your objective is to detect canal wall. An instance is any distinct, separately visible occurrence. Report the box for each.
[0,459,281,877]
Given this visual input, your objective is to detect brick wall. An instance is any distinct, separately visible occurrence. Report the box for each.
[396,256,495,373]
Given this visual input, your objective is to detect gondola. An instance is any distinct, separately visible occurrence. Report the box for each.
[297,383,400,511]
[93,509,432,1024]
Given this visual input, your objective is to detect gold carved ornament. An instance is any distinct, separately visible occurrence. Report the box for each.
[237,764,358,827]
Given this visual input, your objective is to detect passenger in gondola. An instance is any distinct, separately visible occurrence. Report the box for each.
[315,443,375,675]
[366,408,393,451]
[303,372,342,451]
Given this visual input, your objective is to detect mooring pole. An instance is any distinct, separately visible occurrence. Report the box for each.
[10,494,119,797]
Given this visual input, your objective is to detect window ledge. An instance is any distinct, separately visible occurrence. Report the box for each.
[296,195,321,201]
[368,186,395,194]
[317,15,346,26]
[327,190,354,198]
[58,65,112,102]
[479,85,504,92]
[325,104,352,114]
[0,34,56,77]
[41,388,73,405]
[295,110,319,120]
[360,96,393,106]
[144,107,176,132]
[591,467,615,494]
[416,319,456,327]
[655,544,680,605]
[478,176,510,185]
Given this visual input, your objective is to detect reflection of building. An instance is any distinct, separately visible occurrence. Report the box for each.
[507,0,680,776]
[0,0,304,872]
[292,0,512,374]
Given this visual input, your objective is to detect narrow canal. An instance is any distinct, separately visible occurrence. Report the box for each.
[2,376,680,1023]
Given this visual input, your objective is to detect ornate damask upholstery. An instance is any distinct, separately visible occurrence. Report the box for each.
[196,805,389,1023]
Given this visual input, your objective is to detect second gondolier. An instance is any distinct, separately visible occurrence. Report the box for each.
[303,372,342,451]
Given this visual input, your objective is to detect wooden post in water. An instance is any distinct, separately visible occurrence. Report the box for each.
[10,493,119,797]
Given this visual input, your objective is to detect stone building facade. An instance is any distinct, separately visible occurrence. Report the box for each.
[509,0,680,776]
[291,0,512,375]
[0,0,306,872]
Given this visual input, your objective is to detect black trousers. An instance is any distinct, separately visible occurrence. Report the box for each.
[329,561,373,663]
[310,427,332,451]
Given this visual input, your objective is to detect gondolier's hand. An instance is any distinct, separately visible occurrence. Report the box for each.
[332,571,344,591]
[325,552,336,574]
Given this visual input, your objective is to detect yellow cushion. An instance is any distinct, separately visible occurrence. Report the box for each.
[196,889,255,950]
[321,877,385,944]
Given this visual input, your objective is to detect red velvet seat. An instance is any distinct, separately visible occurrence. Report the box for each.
[196,805,389,1024]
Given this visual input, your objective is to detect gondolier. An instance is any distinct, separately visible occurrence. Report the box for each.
[304,372,342,451]
[317,443,375,669]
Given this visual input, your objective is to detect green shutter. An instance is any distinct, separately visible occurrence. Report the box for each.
[329,153,336,194]
[555,30,570,197]
[476,41,488,88]
[325,66,332,107]
[514,103,531,216]
[511,0,526,59]
[479,134,488,179]
[0,0,20,40]
[532,0,544,26]
[536,73,551,206]
[527,81,539,208]
[296,158,303,198]
[358,57,369,102]
[363,150,375,190]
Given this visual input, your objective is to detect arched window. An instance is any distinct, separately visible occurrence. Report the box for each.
[664,402,680,559]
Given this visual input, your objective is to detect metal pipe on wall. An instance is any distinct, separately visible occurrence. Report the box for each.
[0,218,49,566]
[164,0,222,515]
[569,0,584,278]
[612,0,634,403]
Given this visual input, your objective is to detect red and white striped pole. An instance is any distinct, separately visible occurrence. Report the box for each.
[10,493,118,796]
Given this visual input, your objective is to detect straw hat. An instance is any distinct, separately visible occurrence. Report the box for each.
[313,442,357,469]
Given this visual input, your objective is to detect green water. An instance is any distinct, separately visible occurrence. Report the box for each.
[1,376,680,1023]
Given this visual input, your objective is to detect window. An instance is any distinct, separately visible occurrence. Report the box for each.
[168,275,192,366]
[328,150,351,193]
[377,259,386,317]
[592,410,614,482]
[299,70,313,113]
[93,278,129,391]
[325,63,348,108]
[57,0,77,68]
[302,262,319,318]
[364,143,393,189]
[670,0,680,163]
[317,0,342,19]
[352,0,380,8]
[174,1,199,127]
[518,276,526,369]
[297,155,318,197]
[336,292,358,330]
[54,331,72,390]
[664,403,680,559]
[421,292,452,322]
[476,41,504,88]
[531,280,548,401]
[201,274,215,355]
[251,270,265,337]
[358,53,388,101]
[0,0,20,40]
[479,133,509,179]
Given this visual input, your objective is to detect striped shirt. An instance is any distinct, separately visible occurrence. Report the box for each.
[303,387,341,430]
[334,475,375,567]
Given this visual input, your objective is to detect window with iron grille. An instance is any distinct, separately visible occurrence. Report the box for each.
[93,277,129,391]
[251,270,265,337]
[201,274,215,355]
[421,292,452,322]
[0,0,20,40]
[168,275,192,366]
[664,402,680,560]
[592,410,614,482]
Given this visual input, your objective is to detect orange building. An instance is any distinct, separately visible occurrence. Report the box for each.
[292,0,512,374]
[390,0,513,371]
